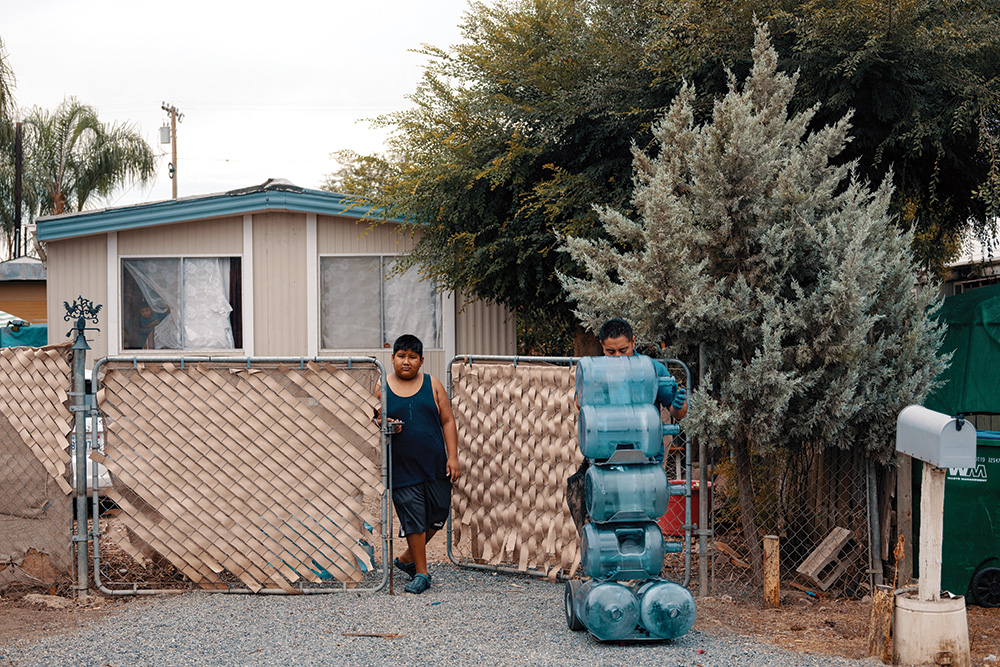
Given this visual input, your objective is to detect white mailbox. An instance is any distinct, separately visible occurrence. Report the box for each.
[896,405,976,469]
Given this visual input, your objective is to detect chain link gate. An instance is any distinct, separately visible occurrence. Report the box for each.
[445,355,696,586]
[89,356,392,595]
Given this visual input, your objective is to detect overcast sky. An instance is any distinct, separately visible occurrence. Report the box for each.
[3,0,474,207]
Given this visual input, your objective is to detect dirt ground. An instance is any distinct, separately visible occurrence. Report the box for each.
[3,543,999,665]
[693,593,1000,663]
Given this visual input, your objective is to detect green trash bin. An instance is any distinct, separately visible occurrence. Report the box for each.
[935,431,1000,606]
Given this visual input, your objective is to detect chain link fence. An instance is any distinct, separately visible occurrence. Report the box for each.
[708,444,874,602]
[91,357,389,594]
[0,344,75,591]
[1,346,876,602]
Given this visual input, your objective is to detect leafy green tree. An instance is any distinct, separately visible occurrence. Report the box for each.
[323,149,403,201]
[561,24,947,576]
[22,97,156,216]
[0,37,13,120]
[325,0,684,352]
[329,0,999,352]
[768,0,1000,272]
[641,1,1000,270]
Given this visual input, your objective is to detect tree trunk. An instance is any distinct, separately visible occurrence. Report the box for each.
[734,437,764,583]
[573,326,601,357]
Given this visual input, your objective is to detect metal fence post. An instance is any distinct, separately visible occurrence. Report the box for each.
[64,297,101,597]
[867,460,883,588]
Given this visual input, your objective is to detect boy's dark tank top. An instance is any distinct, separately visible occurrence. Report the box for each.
[386,374,447,489]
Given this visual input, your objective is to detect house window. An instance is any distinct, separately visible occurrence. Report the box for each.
[121,257,243,350]
[320,256,440,350]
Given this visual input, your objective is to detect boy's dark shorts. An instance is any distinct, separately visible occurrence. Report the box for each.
[393,478,451,536]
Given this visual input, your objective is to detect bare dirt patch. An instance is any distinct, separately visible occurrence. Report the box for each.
[693,592,1000,663]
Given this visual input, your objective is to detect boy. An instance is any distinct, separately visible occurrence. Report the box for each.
[374,334,460,594]
[137,304,169,348]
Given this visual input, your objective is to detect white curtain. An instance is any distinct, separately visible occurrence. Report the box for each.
[321,257,381,349]
[320,256,441,350]
[383,258,439,348]
[123,258,234,350]
[182,259,234,349]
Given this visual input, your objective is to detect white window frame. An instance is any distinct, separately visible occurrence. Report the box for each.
[116,252,246,355]
[318,252,445,354]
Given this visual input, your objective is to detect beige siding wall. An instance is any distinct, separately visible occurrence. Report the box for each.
[253,212,308,356]
[46,211,514,376]
[46,235,109,357]
[316,215,416,254]
[455,292,516,356]
[117,217,243,255]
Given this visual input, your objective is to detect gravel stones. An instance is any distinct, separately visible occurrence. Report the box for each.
[0,564,882,667]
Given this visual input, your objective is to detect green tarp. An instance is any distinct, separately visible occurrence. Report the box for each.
[924,282,1000,416]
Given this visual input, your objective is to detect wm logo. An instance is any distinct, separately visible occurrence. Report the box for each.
[948,465,988,480]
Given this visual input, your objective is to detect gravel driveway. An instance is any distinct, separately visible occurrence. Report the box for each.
[1,563,883,667]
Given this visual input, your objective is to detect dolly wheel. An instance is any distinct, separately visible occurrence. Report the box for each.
[565,580,584,631]
[971,567,1000,608]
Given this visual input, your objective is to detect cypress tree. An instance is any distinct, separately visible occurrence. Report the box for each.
[562,23,947,576]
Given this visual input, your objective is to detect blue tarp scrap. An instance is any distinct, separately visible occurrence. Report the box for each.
[0,324,47,348]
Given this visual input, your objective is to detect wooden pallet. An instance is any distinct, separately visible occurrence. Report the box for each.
[796,527,857,591]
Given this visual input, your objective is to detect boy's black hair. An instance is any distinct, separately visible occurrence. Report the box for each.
[598,318,634,343]
[392,334,424,357]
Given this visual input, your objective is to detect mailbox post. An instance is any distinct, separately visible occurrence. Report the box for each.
[893,405,975,667]
[896,405,977,601]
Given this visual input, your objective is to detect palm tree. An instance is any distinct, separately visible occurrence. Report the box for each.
[0,37,24,258]
[0,37,13,120]
[23,97,156,215]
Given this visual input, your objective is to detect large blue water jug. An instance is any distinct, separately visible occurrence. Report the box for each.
[573,580,640,641]
[576,356,660,406]
[632,579,697,639]
[580,522,665,580]
[578,403,678,460]
[584,464,668,522]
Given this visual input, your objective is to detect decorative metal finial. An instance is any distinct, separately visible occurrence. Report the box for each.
[63,296,103,339]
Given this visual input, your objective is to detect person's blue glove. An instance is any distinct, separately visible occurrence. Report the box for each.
[671,386,687,411]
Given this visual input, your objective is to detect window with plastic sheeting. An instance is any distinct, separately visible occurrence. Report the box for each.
[121,257,243,351]
[320,255,441,350]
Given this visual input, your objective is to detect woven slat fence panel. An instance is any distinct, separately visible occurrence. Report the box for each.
[93,358,386,593]
[449,359,582,579]
[0,344,74,581]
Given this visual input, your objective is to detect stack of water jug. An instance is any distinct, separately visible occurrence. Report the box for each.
[565,355,697,641]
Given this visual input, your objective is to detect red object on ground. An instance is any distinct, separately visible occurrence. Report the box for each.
[657,480,711,537]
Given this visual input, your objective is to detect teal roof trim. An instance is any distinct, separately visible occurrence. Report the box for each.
[36,187,404,241]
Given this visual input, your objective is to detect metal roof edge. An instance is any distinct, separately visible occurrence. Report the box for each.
[37,188,405,241]
[0,257,46,281]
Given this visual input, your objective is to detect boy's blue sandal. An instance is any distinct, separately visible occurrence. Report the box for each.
[404,573,431,594]
[394,558,417,580]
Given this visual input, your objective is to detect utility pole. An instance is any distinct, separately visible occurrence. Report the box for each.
[160,103,184,199]
[14,122,22,258]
